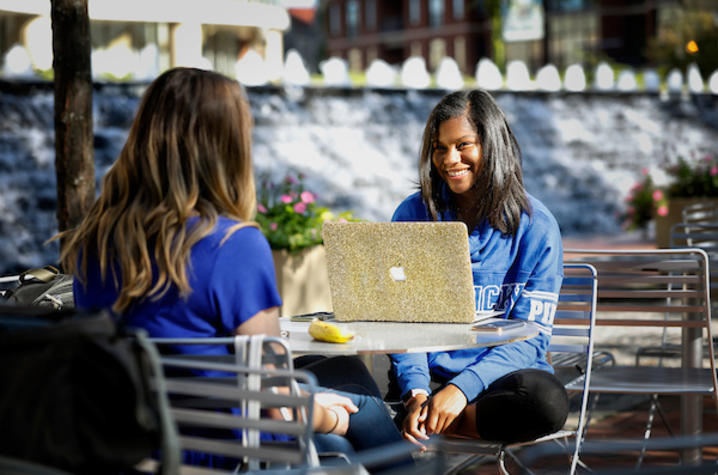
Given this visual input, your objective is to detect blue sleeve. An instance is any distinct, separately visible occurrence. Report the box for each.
[449,215,564,401]
[391,192,431,222]
[209,226,282,333]
[389,353,432,397]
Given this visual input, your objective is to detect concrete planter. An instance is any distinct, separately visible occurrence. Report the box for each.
[272,245,333,317]
[654,198,718,248]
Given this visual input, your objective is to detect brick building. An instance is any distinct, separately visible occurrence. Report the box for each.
[324,0,491,74]
[323,0,704,75]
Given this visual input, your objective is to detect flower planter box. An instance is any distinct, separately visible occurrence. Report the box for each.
[654,198,718,248]
[272,245,333,317]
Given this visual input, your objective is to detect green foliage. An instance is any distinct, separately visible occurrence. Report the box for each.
[665,155,718,198]
[622,172,665,231]
[35,68,54,81]
[623,154,718,230]
[255,173,360,253]
[647,11,718,79]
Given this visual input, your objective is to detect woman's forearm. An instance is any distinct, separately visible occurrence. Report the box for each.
[314,403,340,433]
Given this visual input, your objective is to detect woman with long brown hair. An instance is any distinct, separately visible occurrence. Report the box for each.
[63,67,405,469]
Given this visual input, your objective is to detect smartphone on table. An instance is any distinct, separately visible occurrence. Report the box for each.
[472,319,524,334]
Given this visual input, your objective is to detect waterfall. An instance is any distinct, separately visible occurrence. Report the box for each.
[0,79,717,275]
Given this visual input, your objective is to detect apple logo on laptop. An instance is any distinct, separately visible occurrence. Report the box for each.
[389,266,406,282]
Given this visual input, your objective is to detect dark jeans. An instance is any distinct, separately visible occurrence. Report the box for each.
[296,355,412,472]
[394,368,569,445]
[294,354,383,398]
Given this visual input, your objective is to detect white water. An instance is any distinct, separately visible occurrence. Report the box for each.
[1,83,717,274]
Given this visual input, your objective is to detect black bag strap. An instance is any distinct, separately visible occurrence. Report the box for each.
[18,265,60,284]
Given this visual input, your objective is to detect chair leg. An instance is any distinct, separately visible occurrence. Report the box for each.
[636,394,658,469]
[498,449,512,475]
[581,392,600,440]
[637,394,676,469]
[442,454,487,475]
[653,397,675,436]
[502,448,539,475]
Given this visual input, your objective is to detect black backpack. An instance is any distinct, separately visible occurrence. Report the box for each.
[2,266,74,310]
[0,306,179,474]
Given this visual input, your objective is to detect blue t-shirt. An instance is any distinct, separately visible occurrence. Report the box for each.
[73,217,284,466]
[390,191,563,402]
[74,217,282,339]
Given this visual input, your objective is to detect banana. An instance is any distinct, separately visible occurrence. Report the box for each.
[308,319,354,344]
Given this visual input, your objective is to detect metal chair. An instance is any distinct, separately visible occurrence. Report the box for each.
[637,222,718,364]
[149,335,421,474]
[148,335,322,473]
[681,201,718,225]
[440,263,598,475]
[563,248,718,468]
[517,432,718,474]
[671,222,718,304]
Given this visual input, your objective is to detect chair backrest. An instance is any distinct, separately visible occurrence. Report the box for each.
[150,335,320,472]
[670,222,718,251]
[549,263,597,474]
[562,249,718,397]
[682,202,718,225]
[670,222,718,295]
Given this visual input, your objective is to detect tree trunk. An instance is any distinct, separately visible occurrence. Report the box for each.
[51,0,94,246]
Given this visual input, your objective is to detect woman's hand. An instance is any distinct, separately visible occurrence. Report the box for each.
[314,392,358,436]
[424,384,467,435]
[401,394,430,450]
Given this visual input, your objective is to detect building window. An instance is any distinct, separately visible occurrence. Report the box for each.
[453,36,466,72]
[429,0,444,27]
[367,46,378,64]
[429,38,446,70]
[409,0,422,26]
[329,3,342,36]
[346,0,359,37]
[453,0,464,20]
[348,47,362,72]
[365,0,377,30]
[410,41,423,58]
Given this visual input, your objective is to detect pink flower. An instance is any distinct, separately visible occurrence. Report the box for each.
[293,202,307,214]
[257,203,267,213]
[711,166,718,177]
[338,218,348,223]
[280,194,293,203]
[631,183,643,192]
[657,205,669,217]
[652,190,663,201]
[285,175,296,185]
[641,167,649,175]
[270,222,278,231]
[300,191,315,203]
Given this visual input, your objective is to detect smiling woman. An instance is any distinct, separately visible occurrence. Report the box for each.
[390,89,568,449]
[431,114,482,212]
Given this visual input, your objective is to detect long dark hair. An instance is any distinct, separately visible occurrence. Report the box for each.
[418,89,530,235]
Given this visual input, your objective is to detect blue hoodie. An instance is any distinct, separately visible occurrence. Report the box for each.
[390,191,563,402]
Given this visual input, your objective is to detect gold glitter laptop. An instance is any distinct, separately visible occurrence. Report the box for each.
[322,221,476,323]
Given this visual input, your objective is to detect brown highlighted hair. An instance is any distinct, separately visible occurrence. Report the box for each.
[418,89,530,235]
[59,67,256,313]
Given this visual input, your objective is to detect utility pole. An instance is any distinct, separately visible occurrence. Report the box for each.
[51,0,95,247]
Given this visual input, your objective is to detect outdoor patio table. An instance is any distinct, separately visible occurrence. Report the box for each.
[279,317,540,356]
